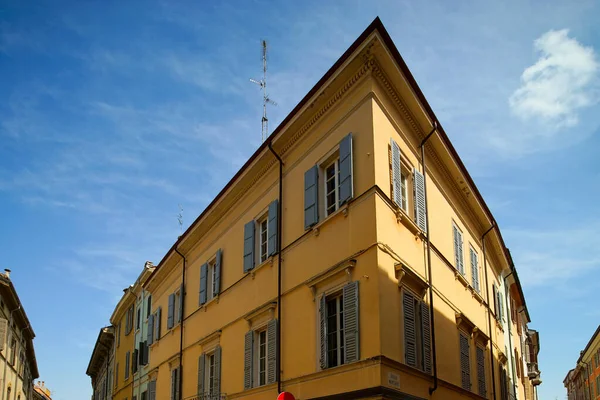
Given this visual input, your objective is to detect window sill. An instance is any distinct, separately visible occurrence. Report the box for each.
[248,256,275,277]
[454,270,469,288]
[395,207,421,237]
[200,295,220,311]
[469,287,484,304]
[310,203,349,236]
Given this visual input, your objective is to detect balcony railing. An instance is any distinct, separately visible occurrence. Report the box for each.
[527,362,540,379]
[184,393,226,400]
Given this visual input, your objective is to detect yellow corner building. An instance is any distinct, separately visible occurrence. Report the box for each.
[91,18,542,400]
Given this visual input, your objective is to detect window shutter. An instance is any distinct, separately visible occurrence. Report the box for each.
[214,346,222,396]
[319,293,327,369]
[267,319,277,384]
[178,284,184,323]
[413,169,427,232]
[167,294,175,329]
[199,263,208,305]
[197,353,205,396]
[403,291,417,367]
[170,368,176,400]
[304,166,319,229]
[477,346,486,396]
[214,249,222,296]
[492,284,499,319]
[143,341,149,365]
[147,313,154,345]
[268,200,279,256]
[338,133,353,205]
[453,225,464,274]
[148,381,156,400]
[133,349,138,374]
[421,301,432,374]
[244,330,253,390]
[136,343,142,368]
[155,307,161,341]
[243,221,255,272]
[460,333,471,390]
[497,289,504,321]
[390,139,403,208]
[471,249,479,291]
[343,281,359,364]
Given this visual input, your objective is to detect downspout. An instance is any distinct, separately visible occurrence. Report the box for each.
[175,248,186,400]
[268,142,284,394]
[482,223,497,400]
[419,122,439,395]
[503,270,518,399]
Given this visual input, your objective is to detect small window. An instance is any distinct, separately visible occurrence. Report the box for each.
[453,223,465,275]
[255,329,268,386]
[325,292,345,368]
[206,352,216,396]
[323,157,341,216]
[257,214,269,264]
[174,290,182,324]
[205,258,217,302]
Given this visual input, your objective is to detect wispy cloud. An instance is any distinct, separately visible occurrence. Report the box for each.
[509,29,599,128]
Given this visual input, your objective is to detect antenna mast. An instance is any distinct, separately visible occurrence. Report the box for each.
[250,40,276,142]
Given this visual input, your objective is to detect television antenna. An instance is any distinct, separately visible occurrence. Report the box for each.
[250,40,276,143]
[177,204,183,234]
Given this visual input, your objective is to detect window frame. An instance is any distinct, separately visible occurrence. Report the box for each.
[452,221,465,275]
[402,288,428,372]
[469,245,480,292]
[205,351,216,396]
[174,289,182,325]
[254,328,268,387]
[205,256,217,302]
[256,212,269,265]
[324,290,345,369]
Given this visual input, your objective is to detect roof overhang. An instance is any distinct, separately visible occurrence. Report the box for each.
[86,326,114,378]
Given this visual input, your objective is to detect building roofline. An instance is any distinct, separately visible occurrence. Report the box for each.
[577,325,600,364]
[86,326,113,377]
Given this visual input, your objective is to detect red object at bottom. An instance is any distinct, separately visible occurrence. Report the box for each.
[277,392,296,400]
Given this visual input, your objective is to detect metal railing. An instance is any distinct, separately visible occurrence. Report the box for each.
[184,393,226,400]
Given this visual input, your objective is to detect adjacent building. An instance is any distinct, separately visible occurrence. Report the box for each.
[564,325,600,400]
[86,326,114,400]
[0,269,39,400]
[131,263,155,400]
[32,382,51,400]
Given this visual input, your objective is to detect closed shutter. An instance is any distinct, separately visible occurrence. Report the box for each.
[471,248,479,291]
[197,353,205,396]
[413,169,427,232]
[343,281,359,364]
[167,294,175,329]
[0,319,7,352]
[267,319,277,384]
[244,331,253,389]
[338,133,353,205]
[453,225,464,274]
[243,221,255,272]
[199,263,208,305]
[319,294,327,369]
[132,349,138,374]
[460,332,471,390]
[421,301,432,374]
[214,249,222,295]
[268,200,279,256]
[477,346,486,396]
[497,289,504,321]
[170,368,176,400]
[304,166,319,229]
[143,341,149,365]
[178,284,184,323]
[214,346,222,396]
[155,307,161,341]
[147,313,154,345]
[148,381,156,400]
[403,291,417,367]
[492,284,499,320]
[515,348,520,378]
[390,139,403,208]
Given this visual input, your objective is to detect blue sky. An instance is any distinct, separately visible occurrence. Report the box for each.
[1,1,599,399]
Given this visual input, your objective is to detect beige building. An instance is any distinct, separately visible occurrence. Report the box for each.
[87,326,115,400]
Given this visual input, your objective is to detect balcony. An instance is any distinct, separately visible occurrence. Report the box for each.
[184,393,226,400]
[527,362,540,379]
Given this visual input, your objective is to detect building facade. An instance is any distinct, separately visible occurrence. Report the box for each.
[565,326,600,400]
[138,18,540,400]
[110,287,137,400]
[86,326,114,400]
[132,263,155,400]
[0,270,39,400]
[32,382,51,400]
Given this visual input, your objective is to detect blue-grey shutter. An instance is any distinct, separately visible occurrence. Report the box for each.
[304,166,319,229]
[178,284,184,323]
[460,332,471,390]
[391,139,403,208]
[170,368,177,400]
[319,294,327,369]
[243,221,255,272]
[343,281,359,364]
[403,291,417,367]
[498,289,504,321]
[338,133,353,205]
[477,346,486,396]
[155,307,161,340]
[167,294,175,329]
[268,200,279,256]
[453,225,464,274]
[147,313,154,345]
[148,380,156,400]
[471,249,479,292]
[492,284,499,320]
[199,263,208,305]
[421,302,432,374]
[244,331,254,389]
[214,249,222,295]
[197,353,205,396]
[214,346,222,396]
[414,169,427,232]
[267,319,277,384]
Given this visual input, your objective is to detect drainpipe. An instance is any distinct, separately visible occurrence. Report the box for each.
[268,142,284,394]
[481,223,497,400]
[175,248,186,400]
[503,270,518,399]
[2,305,21,400]
[419,122,439,395]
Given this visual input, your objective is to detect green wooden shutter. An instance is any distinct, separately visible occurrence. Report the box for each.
[460,332,471,390]
[477,346,486,396]
[243,221,255,272]
[343,281,359,364]
[199,263,208,305]
[147,313,154,345]
[304,166,319,229]
[338,133,353,205]
[267,319,277,384]
[214,346,222,396]
[244,331,254,389]
[391,139,403,208]
[414,169,427,232]
[403,291,417,367]
[421,301,432,374]
[214,249,222,295]
[319,294,327,369]
[268,200,279,256]
[167,294,175,329]
[197,353,205,397]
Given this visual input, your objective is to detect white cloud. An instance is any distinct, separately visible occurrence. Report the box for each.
[509,29,599,128]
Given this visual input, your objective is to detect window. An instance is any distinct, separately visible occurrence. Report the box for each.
[258,215,269,263]
[402,290,432,373]
[18,350,24,376]
[170,367,180,400]
[125,351,130,380]
[256,329,268,386]
[206,352,216,396]
[117,322,121,347]
[199,347,221,397]
[146,295,152,318]
[400,171,408,211]
[125,305,134,335]
[476,345,486,396]
[325,293,345,368]
[141,391,147,400]
[453,223,465,275]
[323,157,341,216]
[10,339,16,365]
[205,258,217,301]
[175,289,181,324]
[470,246,480,292]
[200,250,222,306]
[136,307,141,330]
[459,331,471,390]
[244,321,277,389]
